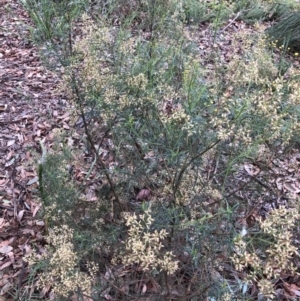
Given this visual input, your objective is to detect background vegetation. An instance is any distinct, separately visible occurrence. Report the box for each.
[18,0,300,300]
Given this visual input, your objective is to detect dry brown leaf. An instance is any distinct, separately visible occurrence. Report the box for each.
[0,179,8,186]
[0,238,14,248]
[0,104,7,111]
[0,246,13,254]
[6,140,15,147]
[136,189,151,201]
[26,177,38,186]
[32,203,41,217]
[142,283,147,294]
[284,182,300,193]
[283,282,300,297]
[35,220,44,226]
[0,261,12,270]
[289,286,300,297]
[17,210,25,221]
[244,164,260,176]
[22,229,35,236]
[5,158,15,167]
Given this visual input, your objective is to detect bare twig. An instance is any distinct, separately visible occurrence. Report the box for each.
[220,12,241,34]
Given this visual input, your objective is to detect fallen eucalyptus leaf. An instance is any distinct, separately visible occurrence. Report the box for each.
[27,177,38,186]
[0,245,13,254]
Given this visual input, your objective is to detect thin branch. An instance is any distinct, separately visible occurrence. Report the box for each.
[173,139,221,197]
[71,74,123,211]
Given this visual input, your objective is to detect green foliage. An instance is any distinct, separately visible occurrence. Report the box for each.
[21,0,300,300]
[38,148,79,226]
[234,0,299,24]
[21,0,89,67]
[267,11,300,52]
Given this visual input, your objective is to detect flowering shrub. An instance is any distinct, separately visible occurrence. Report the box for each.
[21,0,300,300]
[231,207,300,299]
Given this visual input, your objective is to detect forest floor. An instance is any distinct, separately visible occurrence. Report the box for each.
[0,0,71,298]
[2,0,300,300]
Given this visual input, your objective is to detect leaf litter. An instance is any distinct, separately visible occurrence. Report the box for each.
[0,0,71,298]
